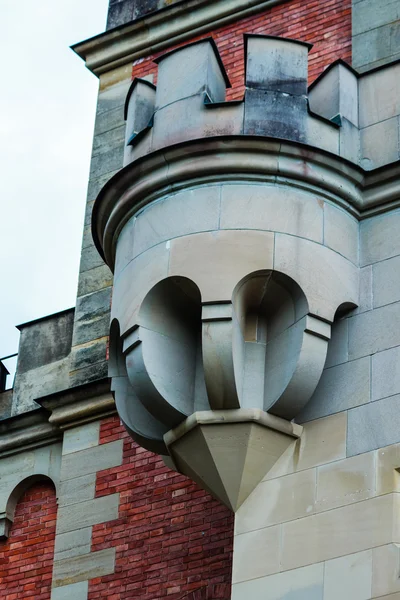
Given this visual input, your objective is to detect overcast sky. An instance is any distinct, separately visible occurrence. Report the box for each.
[0,0,109,373]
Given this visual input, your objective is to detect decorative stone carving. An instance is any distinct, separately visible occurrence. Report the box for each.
[91,34,400,509]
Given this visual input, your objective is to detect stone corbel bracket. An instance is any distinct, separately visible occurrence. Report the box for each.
[164,409,302,511]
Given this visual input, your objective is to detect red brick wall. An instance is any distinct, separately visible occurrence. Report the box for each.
[131,0,351,99]
[88,417,234,600]
[0,482,57,600]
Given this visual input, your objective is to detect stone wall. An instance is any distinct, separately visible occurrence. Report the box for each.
[352,0,400,71]
[107,0,183,30]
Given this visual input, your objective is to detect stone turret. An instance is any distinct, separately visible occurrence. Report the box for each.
[92,35,400,511]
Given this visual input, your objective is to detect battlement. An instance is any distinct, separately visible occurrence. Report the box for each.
[124,35,400,170]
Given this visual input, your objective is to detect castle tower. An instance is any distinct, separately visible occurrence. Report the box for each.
[1,1,400,599]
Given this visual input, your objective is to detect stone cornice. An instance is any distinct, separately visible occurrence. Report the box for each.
[72,0,288,75]
[0,379,115,457]
[37,378,115,430]
[92,135,400,271]
[0,409,61,458]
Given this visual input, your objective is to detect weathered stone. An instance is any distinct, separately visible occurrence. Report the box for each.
[347,394,400,455]
[324,317,348,369]
[62,422,100,455]
[359,62,400,128]
[79,243,106,274]
[348,302,400,360]
[57,494,119,534]
[72,287,112,347]
[372,345,400,402]
[324,203,359,265]
[58,474,96,508]
[373,254,400,308]
[298,356,370,422]
[77,264,113,297]
[52,548,115,587]
[60,439,123,481]
[69,360,109,388]
[70,338,108,372]
[51,581,88,600]
[361,117,399,169]
[54,527,92,560]
[361,210,400,266]
[323,550,372,600]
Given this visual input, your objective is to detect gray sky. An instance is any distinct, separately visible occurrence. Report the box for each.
[0,0,109,372]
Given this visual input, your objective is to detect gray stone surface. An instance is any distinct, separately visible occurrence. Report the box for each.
[72,288,112,347]
[16,310,74,375]
[106,0,184,29]
[353,0,400,37]
[372,345,400,402]
[220,183,323,243]
[57,494,119,534]
[373,254,400,308]
[60,439,123,481]
[0,390,12,420]
[360,117,399,170]
[92,125,125,156]
[70,338,108,372]
[63,422,100,455]
[347,394,400,456]
[298,357,370,423]
[79,243,106,274]
[77,264,113,297]
[89,144,124,181]
[354,266,372,314]
[324,317,348,369]
[58,474,96,507]
[353,23,400,72]
[69,360,109,388]
[359,62,400,128]
[51,581,88,600]
[54,527,92,560]
[360,210,400,266]
[53,548,115,587]
[348,302,400,360]
[324,203,359,265]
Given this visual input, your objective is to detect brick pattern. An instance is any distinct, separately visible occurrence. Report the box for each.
[131,0,352,99]
[88,417,234,600]
[0,482,57,600]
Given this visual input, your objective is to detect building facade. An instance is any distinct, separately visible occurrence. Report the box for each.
[1,1,400,599]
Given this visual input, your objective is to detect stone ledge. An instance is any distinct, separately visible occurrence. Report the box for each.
[72,0,287,75]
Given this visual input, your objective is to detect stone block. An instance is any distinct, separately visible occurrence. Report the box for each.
[69,338,108,373]
[309,63,358,126]
[131,185,221,261]
[62,422,100,455]
[232,525,281,583]
[354,266,372,314]
[155,39,227,109]
[79,243,105,274]
[169,230,274,303]
[347,394,400,456]
[89,144,124,180]
[58,474,96,508]
[51,581,89,600]
[96,78,131,117]
[324,203,359,265]
[324,317,348,368]
[281,493,399,571]
[86,170,119,204]
[348,302,400,360]
[372,345,400,401]
[151,95,244,152]
[298,356,370,422]
[72,287,112,347]
[56,494,119,534]
[52,548,115,588]
[231,563,324,600]
[359,62,400,128]
[60,439,123,481]
[306,113,339,155]
[323,550,372,600]
[69,360,109,388]
[361,117,399,169]
[376,442,400,495]
[244,89,308,142]
[339,117,360,164]
[77,264,113,297]
[274,233,358,322]
[360,210,400,266]
[94,106,124,137]
[316,452,375,512]
[92,125,125,157]
[266,412,347,479]
[235,468,315,535]
[353,0,400,37]
[373,254,400,308]
[372,544,400,597]
[54,527,92,561]
[125,80,155,148]
[112,241,170,335]
[245,35,309,96]
[220,183,323,243]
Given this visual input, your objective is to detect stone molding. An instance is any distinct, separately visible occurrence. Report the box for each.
[0,409,61,458]
[72,0,288,75]
[93,136,367,269]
